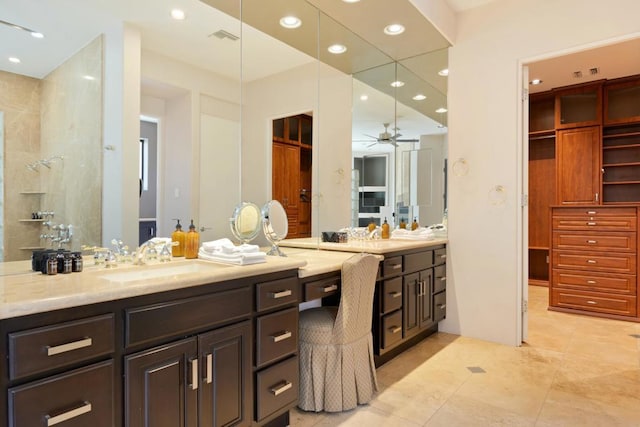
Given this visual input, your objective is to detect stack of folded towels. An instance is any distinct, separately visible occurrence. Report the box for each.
[198,238,267,265]
[391,227,435,241]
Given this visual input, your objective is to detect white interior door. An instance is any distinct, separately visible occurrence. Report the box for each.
[198,115,240,243]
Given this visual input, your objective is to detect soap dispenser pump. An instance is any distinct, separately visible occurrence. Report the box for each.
[381,217,390,239]
[185,219,200,259]
[171,219,185,257]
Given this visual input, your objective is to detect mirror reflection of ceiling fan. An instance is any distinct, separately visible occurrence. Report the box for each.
[355,123,419,147]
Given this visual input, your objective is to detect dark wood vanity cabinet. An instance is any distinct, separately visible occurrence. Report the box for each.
[373,245,446,366]
[0,269,300,427]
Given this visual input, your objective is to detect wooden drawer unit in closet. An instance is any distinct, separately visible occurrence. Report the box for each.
[8,314,114,381]
[255,356,299,422]
[550,206,639,319]
[255,307,298,368]
[8,360,114,427]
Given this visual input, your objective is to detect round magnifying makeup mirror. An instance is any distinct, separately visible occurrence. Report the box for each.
[261,200,288,256]
[229,202,262,244]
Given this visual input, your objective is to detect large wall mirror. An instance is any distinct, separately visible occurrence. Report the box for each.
[1,0,449,263]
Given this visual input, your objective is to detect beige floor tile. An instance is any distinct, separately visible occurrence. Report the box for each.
[564,334,640,367]
[424,394,536,427]
[308,404,423,427]
[290,407,327,427]
[536,400,640,427]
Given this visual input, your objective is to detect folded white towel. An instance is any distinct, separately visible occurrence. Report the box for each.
[391,227,435,241]
[198,249,266,265]
[201,239,260,255]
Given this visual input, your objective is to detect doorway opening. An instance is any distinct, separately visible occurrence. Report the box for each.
[139,117,159,245]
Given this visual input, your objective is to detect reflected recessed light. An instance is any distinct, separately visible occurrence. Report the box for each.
[413,94,427,101]
[280,16,302,29]
[530,79,543,85]
[438,68,449,76]
[437,124,446,128]
[83,75,95,81]
[342,0,361,3]
[328,44,347,54]
[31,32,44,39]
[360,95,368,101]
[436,107,448,113]
[171,9,186,20]
[384,24,405,36]
[390,80,405,88]
[8,57,20,64]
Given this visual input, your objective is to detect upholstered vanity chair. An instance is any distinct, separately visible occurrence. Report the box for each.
[298,253,380,412]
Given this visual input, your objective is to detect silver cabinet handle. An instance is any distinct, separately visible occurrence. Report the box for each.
[587,222,597,226]
[587,211,597,215]
[440,254,447,260]
[595,192,599,202]
[439,276,447,282]
[190,358,198,390]
[323,284,338,293]
[46,401,92,426]
[438,304,447,310]
[390,326,402,334]
[271,381,292,396]
[587,280,597,284]
[390,291,402,299]
[205,353,212,385]
[586,240,597,244]
[587,300,597,305]
[47,337,92,356]
[272,331,292,343]
[269,290,292,299]
[587,260,597,264]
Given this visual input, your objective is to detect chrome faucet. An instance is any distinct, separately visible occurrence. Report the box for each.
[134,239,159,265]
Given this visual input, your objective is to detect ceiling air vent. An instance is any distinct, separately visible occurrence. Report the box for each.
[573,71,583,78]
[210,29,239,41]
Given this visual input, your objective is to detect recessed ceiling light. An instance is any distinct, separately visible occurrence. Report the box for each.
[390,81,405,88]
[83,75,96,81]
[171,9,186,20]
[360,95,368,101]
[438,68,449,76]
[31,32,44,39]
[436,107,448,113]
[280,16,302,29]
[413,94,427,101]
[327,44,347,54]
[8,57,21,64]
[384,24,405,36]
[530,79,543,85]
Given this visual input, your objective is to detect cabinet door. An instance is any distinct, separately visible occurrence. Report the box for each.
[125,338,198,427]
[403,272,420,337]
[419,269,433,328]
[272,142,300,237]
[557,126,601,205]
[199,321,251,427]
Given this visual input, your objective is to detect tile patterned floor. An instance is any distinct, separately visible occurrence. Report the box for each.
[291,286,640,426]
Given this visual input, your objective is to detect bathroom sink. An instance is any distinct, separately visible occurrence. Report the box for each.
[97,261,230,283]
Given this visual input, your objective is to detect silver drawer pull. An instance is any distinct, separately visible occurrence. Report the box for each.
[390,326,401,334]
[269,289,292,299]
[46,401,92,426]
[47,337,92,356]
[390,291,402,299]
[438,304,447,309]
[323,284,338,293]
[391,264,402,270]
[586,222,597,226]
[586,240,597,244]
[587,260,597,264]
[205,353,213,384]
[190,358,198,390]
[271,381,293,396]
[439,276,447,282]
[587,280,597,284]
[440,254,447,259]
[586,300,597,305]
[272,331,292,343]
[586,211,596,214]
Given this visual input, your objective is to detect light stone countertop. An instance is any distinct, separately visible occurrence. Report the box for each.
[279,236,448,254]
[0,256,306,320]
[279,247,383,278]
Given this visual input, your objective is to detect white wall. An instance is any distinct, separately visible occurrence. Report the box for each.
[442,0,640,345]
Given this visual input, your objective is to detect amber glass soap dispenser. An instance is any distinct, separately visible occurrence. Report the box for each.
[171,219,186,257]
[185,219,200,259]
[381,217,390,239]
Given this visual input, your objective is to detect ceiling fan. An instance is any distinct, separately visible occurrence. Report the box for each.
[357,123,419,147]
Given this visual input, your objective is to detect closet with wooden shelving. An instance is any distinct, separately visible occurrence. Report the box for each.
[529,74,640,321]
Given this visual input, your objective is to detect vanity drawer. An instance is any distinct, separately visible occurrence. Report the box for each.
[125,286,251,348]
[552,250,636,274]
[382,256,403,277]
[552,216,637,232]
[381,277,403,314]
[434,247,447,266]
[381,310,402,350]
[551,289,637,316]
[553,269,636,294]
[553,207,637,217]
[434,291,447,322]
[256,307,298,368]
[552,231,636,252]
[405,251,433,273]
[255,356,298,422]
[256,276,300,312]
[9,314,115,381]
[8,360,114,427]
[304,276,340,301]
[433,265,447,294]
